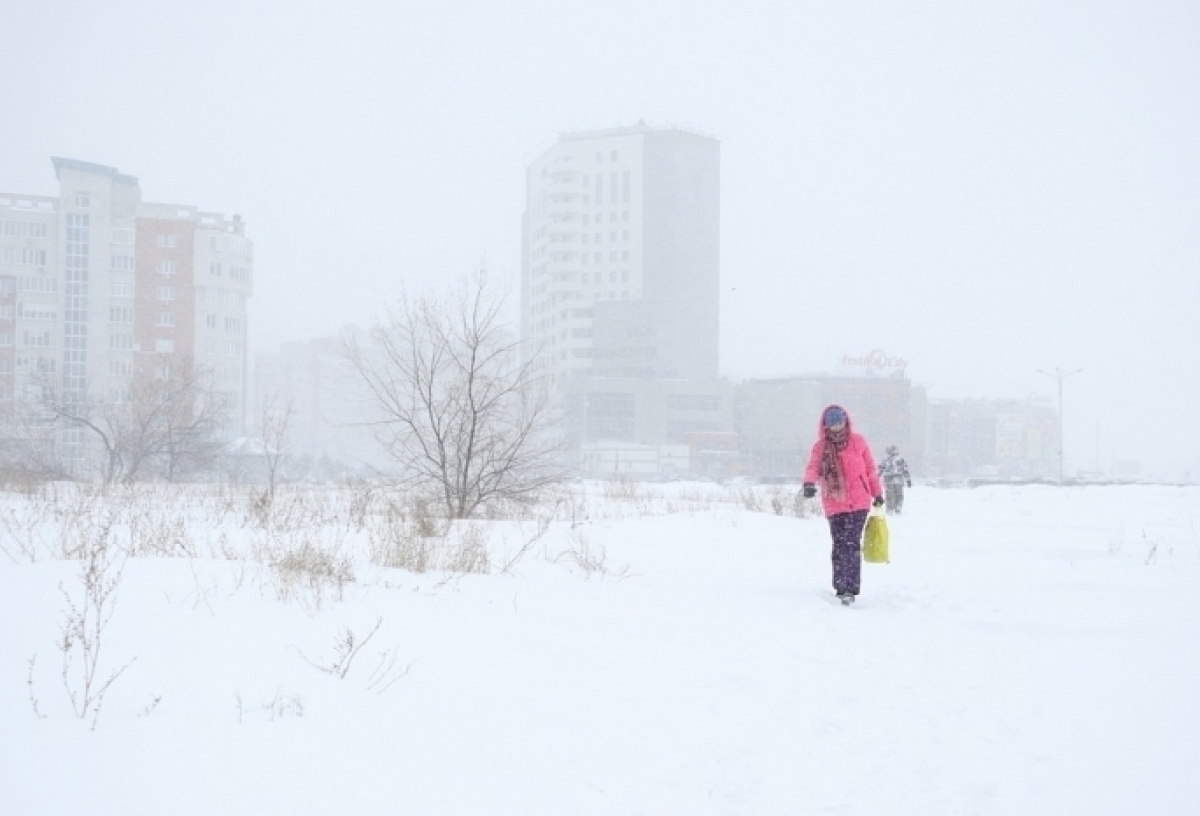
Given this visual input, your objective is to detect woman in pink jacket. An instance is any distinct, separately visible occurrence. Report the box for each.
[802,405,884,605]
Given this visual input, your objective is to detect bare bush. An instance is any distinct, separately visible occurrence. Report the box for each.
[602,477,642,502]
[297,616,383,679]
[446,522,490,574]
[556,530,630,580]
[265,532,355,609]
[57,524,135,729]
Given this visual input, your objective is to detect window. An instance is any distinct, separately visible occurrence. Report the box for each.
[111,281,134,298]
[224,316,241,332]
[156,234,177,248]
[0,333,11,348]
[582,214,591,225]
[0,359,13,374]
[109,360,132,377]
[109,386,132,404]
[110,334,134,351]
[225,340,241,358]
[230,265,251,283]
[610,151,618,161]
[18,303,56,320]
[205,313,217,329]
[595,152,602,163]
[609,271,617,283]
[109,307,134,324]
[111,228,134,245]
[157,260,177,276]
[622,230,629,241]
[1,247,48,266]
[155,338,175,354]
[23,330,53,348]
[0,305,11,321]
[623,211,630,222]
[156,366,172,381]
[156,312,175,327]
[157,285,174,301]
[622,270,630,282]
[18,276,56,293]
[210,262,222,277]
[610,232,617,242]
[621,251,629,261]
[111,255,134,272]
[1,220,49,239]
[623,171,631,203]
[74,192,90,208]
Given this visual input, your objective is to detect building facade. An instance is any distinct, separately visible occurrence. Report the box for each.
[522,124,720,385]
[0,158,252,472]
[523,124,727,474]
[252,329,381,476]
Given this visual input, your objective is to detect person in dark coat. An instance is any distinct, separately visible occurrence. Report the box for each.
[878,446,911,515]
[802,405,884,605]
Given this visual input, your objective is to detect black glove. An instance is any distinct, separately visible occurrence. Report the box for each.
[872,495,885,508]
[802,483,817,499]
[907,480,912,488]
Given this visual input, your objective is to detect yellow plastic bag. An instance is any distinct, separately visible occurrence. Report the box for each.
[862,513,890,563]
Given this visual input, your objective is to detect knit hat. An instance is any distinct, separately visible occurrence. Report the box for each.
[822,407,847,427]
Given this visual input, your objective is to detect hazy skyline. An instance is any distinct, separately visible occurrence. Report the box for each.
[3,0,1197,474]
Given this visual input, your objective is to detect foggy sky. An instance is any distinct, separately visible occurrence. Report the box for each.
[3,0,1198,474]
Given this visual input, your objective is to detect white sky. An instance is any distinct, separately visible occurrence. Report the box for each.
[3,0,1198,474]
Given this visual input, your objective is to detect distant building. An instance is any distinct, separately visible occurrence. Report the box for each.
[522,124,728,475]
[924,397,1058,480]
[522,123,720,385]
[252,328,380,475]
[735,362,926,480]
[0,158,252,469]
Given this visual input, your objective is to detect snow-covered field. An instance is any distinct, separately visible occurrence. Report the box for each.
[1,481,1197,816]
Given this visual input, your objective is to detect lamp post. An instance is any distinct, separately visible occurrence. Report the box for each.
[1037,367,1083,486]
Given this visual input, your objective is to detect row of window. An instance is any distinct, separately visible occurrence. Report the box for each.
[0,247,48,267]
[583,251,631,264]
[18,277,56,293]
[581,231,631,244]
[208,235,252,258]
[0,220,49,239]
[0,330,54,348]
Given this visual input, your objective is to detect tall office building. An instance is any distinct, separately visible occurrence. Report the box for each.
[0,158,252,467]
[522,125,729,470]
[522,123,720,386]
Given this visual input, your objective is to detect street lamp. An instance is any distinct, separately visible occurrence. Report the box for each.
[1037,367,1083,486]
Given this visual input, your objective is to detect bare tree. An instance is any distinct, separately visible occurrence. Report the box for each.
[347,271,563,518]
[32,360,227,483]
[157,363,229,481]
[260,396,294,497]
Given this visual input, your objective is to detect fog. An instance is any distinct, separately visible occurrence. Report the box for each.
[3,0,1197,475]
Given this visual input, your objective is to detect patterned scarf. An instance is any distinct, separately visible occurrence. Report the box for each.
[819,426,850,501]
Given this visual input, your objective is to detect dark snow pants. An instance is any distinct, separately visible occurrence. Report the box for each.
[828,509,869,596]
[885,482,905,514]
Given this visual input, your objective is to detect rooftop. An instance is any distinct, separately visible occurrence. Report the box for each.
[51,157,139,186]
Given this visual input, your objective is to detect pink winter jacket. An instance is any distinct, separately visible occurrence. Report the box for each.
[803,405,883,516]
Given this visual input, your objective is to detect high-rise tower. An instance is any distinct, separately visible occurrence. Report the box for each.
[522,124,720,387]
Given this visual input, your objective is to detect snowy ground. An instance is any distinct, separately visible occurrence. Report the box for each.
[1,481,1198,816]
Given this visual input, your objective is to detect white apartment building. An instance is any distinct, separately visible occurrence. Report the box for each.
[522,123,720,388]
[0,158,252,467]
